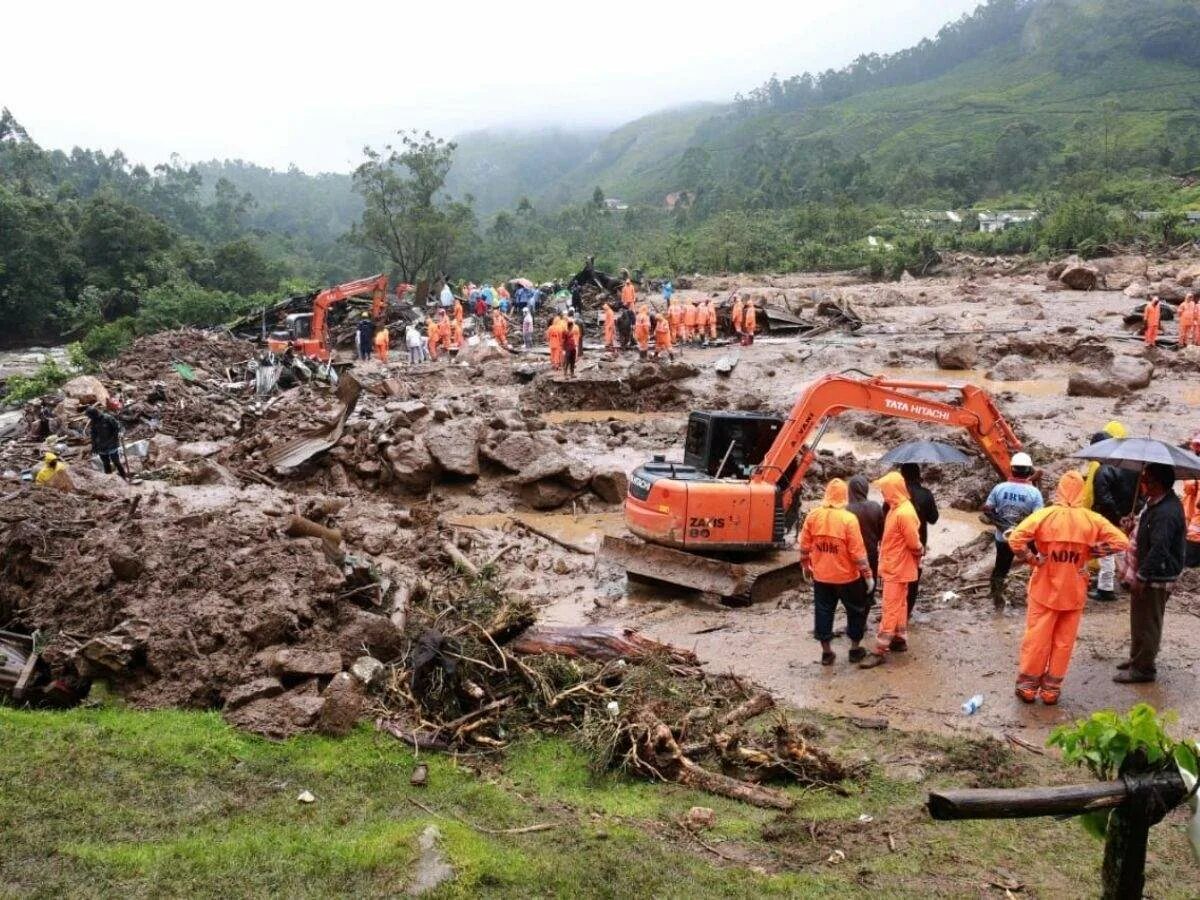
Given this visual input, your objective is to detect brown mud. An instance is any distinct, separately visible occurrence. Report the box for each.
[3,254,1199,744]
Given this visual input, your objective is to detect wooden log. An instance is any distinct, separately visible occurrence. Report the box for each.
[283,514,342,546]
[509,625,699,666]
[375,719,452,751]
[928,771,1184,821]
[717,692,774,728]
[442,540,480,577]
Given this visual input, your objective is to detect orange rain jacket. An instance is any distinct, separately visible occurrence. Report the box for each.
[743,303,757,334]
[683,301,698,330]
[620,280,636,308]
[453,298,463,325]
[603,304,615,344]
[799,479,870,585]
[1184,479,1200,544]
[668,301,683,334]
[1008,471,1129,611]
[654,316,672,352]
[731,298,744,331]
[874,471,922,583]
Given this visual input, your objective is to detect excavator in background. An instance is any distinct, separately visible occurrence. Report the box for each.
[267,274,389,362]
[603,373,1023,605]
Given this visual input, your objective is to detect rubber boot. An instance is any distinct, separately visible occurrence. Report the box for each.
[990,577,1006,611]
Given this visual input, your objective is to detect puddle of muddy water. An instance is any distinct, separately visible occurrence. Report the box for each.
[444,510,626,553]
[880,367,1069,399]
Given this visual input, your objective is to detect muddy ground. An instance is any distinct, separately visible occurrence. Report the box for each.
[2,252,1198,744]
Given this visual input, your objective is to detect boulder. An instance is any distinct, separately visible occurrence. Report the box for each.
[590,467,629,504]
[177,440,224,460]
[269,648,343,678]
[1059,265,1099,291]
[1066,357,1153,398]
[935,338,977,370]
[108,550,145,581]
[518,479,580,510]
[481,432,553,473]
[1047,256,1082,281]
[1152,280,1186,302]
[1093,255,1148,290]
[985,355,1031,382]
[1124,280,1150,299]
[317,672,365,736]
[350,655,386,690]
[424,419,482,477]
[337,608,405,662]
[62,375,108,407]
[384,438,437,491]
[147,434,180,464]
[224,682,327,738]
[224,677,286,712]
[77,619,150,674]
[1177,263,1200,288]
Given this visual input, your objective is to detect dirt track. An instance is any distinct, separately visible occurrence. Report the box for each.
[3,254,1199,741]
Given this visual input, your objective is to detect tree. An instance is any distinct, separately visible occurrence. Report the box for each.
[350,130,473,282]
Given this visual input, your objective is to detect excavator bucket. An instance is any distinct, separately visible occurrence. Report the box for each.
[601,533,800,606]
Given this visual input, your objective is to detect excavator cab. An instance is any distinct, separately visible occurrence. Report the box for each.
[683,411,784,478]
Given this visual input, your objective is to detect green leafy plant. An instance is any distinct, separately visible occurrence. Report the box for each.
[2,358,71,405]
[1048,704,1199,839]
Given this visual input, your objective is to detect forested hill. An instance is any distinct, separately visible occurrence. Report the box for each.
[452,0,1200,213]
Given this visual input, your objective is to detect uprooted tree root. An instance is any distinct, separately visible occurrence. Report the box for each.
[376,558,853,809]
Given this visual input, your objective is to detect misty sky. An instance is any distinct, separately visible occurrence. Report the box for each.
[5,0,983,174]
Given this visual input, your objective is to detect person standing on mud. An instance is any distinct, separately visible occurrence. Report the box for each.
[621,276,636,310]
[1143,295,1162,347]
[983,452,1042,612]
[522,308,534,351]
[1115,463,1185,685]
[731,295,744,338]
[84,405,128,480]
[1008,471,1128,704]
[602,302,615,354]
[846,474,883,597]
[1090,431,1139,602]
[1182,433,1200,568]
[561,320,578,378]
[653,313,673,360]
[860,471,922,668]
[405,322,423,365]
[801,478,874,666]
[897,463,938,616]
[1179,293,1196,348]
[742,302,757,345]
[355,316,375,361]
[634,305,651,357]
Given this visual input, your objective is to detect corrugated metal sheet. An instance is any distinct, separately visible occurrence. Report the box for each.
[262,375,361,470]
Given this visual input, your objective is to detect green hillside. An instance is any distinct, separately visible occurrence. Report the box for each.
[462,0,1200,213]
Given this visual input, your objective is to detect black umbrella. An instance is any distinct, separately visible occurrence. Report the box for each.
[1070,437,1200,479]
[878,440,972,466]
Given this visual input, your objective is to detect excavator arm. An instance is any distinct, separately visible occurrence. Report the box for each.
[754,373,1021,525]
[311,273,389,352]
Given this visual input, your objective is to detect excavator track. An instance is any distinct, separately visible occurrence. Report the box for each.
[601,533,800,606]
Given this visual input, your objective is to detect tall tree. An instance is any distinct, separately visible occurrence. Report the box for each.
[350,130,473,282]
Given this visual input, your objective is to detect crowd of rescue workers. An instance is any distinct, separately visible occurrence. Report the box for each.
[28,274,1200,712]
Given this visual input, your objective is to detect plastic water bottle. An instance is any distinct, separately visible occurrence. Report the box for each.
[962,694,984,716]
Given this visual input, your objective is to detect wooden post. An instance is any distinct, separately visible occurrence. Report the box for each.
[929,771,1186,900]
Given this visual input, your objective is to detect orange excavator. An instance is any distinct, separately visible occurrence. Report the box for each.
[604,373,1023,604]
[267,274,389,362]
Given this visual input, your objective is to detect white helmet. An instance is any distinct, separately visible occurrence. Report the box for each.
[1011,452,1033,472]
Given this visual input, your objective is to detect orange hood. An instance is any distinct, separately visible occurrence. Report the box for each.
[874,471,910,507]
[1054,470,1086,508]
[823,478,849,509]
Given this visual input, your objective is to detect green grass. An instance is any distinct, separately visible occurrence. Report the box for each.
[1,706,1196,898]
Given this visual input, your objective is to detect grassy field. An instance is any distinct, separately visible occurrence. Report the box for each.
[1,705,1195,898]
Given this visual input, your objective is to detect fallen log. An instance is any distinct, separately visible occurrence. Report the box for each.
[442,541,480,578]
[509,625,699,666]
[283,514,343,546]
[375,719,453,751]
[717,692,774,728]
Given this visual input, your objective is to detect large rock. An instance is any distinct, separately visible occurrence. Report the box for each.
[424,419,482,477]
[590,467,629,504]
[1176,263,1200,287]
[935,338,977,370]
[317,672,365,736]
[385,438,437,491]
[1150,280,1186,302]
[269,648,343,678]
[1093,255,1148,290]
[337,608,405,662]
[108,550,145,581]
[62,375,108,407]
[177,440,224,459]
[516,451,591,490]
[223,677,286,712]
[481,432,553,473]
[985,355,1032,382]
[518,479,581,510]
[1067,357,1153,398]
[1124,280,1150,299]
[1060,265,1100,291]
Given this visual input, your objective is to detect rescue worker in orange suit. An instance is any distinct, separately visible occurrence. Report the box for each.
[682,300,698,344]
[731,296,744,337]
[1008,471,1129,704]
[546,316,564,369]
[453,296,464,329]
[620,278,636,310]
[742,302,757,345]
[1180,292,1197,348]
[373,325,390,363]
[801,478,875,666]
[449,318,463,358]
[603,303,616,353]
[634,305,651,357]
[667,299,683,343]
[707,299,718,342]
[653,313,673,359]
[1192,292,1200,346]
[1143,295,1161,347]
[1182,433,1200,568]
[436,310,452,352]
[860,471,922,668]
[571,317,583,359]
[492,308,508,346]
[426,317,439,361]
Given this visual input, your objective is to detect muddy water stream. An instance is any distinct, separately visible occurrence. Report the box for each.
[880,367,1070,398]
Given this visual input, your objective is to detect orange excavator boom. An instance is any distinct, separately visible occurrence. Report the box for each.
[268,274,389,361]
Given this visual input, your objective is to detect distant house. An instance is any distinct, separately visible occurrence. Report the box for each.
[902,210,964,228]
[603,198,629,211]
[978,210,1039,233]
[1186,211,1200,223]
